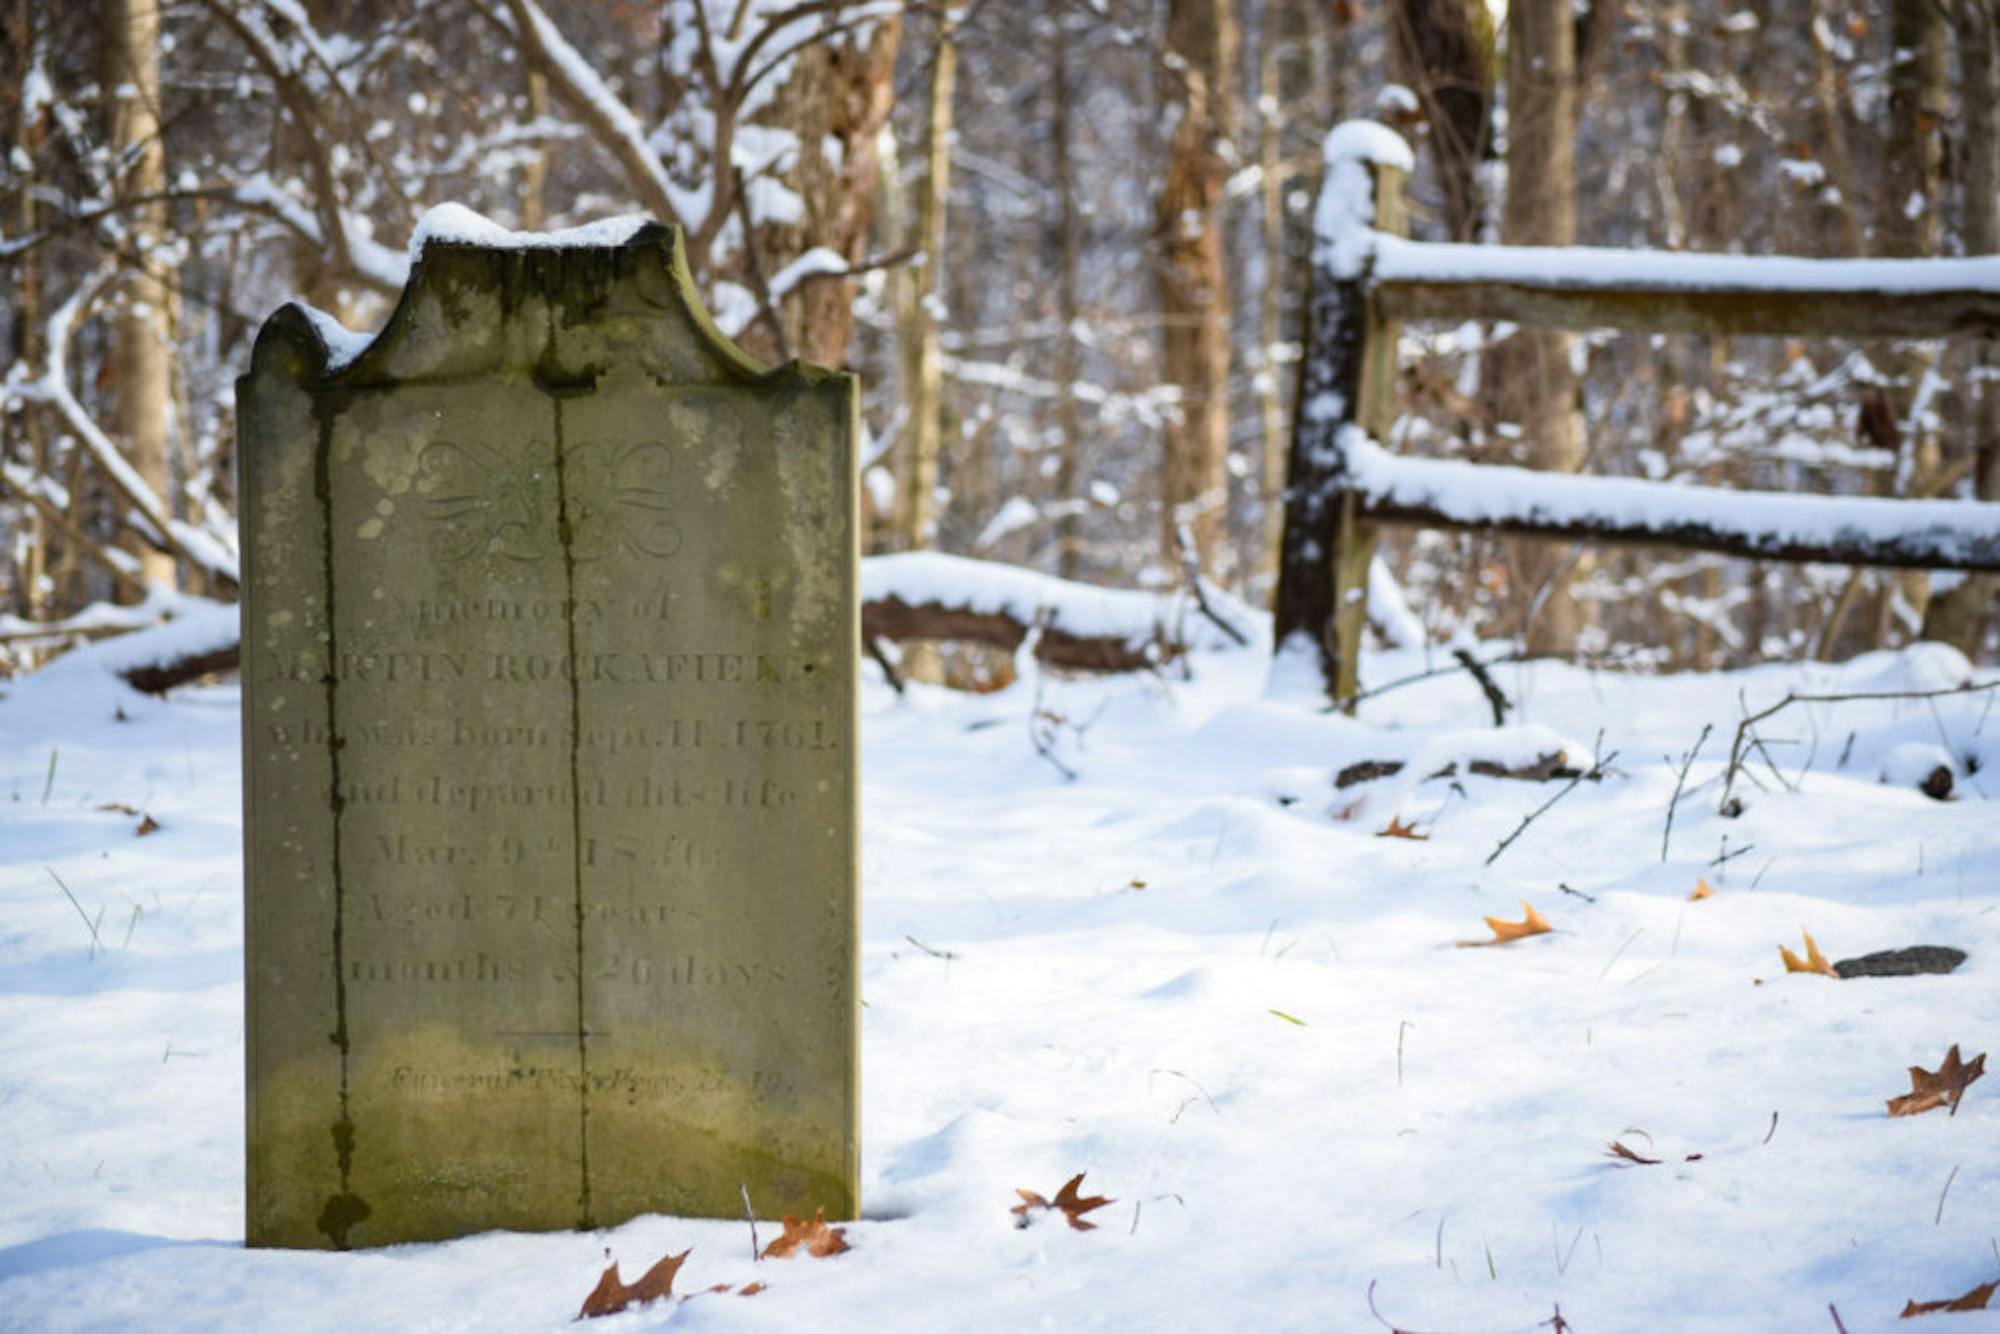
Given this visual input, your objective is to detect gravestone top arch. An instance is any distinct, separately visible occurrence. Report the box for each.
[238,213,858,1249]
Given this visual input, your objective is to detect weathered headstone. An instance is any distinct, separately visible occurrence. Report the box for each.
[238,215,858,1248]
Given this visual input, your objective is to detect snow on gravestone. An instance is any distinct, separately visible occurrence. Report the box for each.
[237,215,859,1248]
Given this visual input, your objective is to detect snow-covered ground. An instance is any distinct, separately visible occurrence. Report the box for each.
[2,627,1997,1332]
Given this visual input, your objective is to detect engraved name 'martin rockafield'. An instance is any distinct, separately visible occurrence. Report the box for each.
[267,715,840,753]
[263,648,829,686]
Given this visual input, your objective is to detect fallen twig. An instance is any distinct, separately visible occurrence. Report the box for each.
[1452,647,1511,726]
[1486,732,1614,867]
[1718,680,2000,814]
[1175,521,1250,648]
[1661,722,1713,863]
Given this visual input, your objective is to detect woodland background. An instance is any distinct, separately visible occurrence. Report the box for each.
[2,0,1995,676]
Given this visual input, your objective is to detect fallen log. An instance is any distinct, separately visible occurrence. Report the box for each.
[123,644,241,695]
[1334,750,1592,789]
[862,596,1171,674]
[112,602,1171,695]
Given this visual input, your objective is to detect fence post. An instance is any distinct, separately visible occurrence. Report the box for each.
[1274,123,1409,709]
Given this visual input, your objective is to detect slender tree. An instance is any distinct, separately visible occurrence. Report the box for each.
[1487,0,1584,653]
[1156,0,1238,577]
[1923,0,2000,650]
[894,15,955,552]
[102,0,176,594]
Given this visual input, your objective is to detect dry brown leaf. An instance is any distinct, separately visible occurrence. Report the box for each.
[1689,878,1713,901]
[1376,815,1429,841]
[1012,1172,1114,1231]
[136,814,160,836]
[1456,900,1553,948]
[1778,930,1838,977]
[97,802,139,816]
[1901,1278,1998,1317]
[1886,1045,1987,1118]
[760,1206,850,1259]
[1606,1138,1703,1166]
[577,1248,689,1319]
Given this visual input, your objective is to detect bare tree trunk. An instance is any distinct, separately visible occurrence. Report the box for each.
[747,18,902,369]
[1050,6,1086,579]
[1387,0,1493,243]
[1923,0,2000,652]
[519,68,549,230]
[1254,16,1285,587]
[1156,0,1238,578]
[1487,0,1583,653]
[8,0,49,617]
[1875,0,1949,642]
[102,0,176,596]
[895,18,954,552]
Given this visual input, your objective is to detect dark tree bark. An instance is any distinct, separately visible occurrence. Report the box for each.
[1386,0,1493,242]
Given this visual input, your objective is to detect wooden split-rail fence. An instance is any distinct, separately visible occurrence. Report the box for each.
[1275,121,2000,707]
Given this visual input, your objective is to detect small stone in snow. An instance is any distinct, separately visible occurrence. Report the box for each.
[1832,946,1967,978]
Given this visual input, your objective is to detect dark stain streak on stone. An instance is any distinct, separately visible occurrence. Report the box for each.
[312,395,361,1247]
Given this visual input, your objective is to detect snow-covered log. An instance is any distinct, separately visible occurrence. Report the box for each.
[863,551,1253,674]
[104,553,1256,694]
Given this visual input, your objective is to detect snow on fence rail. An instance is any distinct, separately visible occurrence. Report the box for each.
[1275,119,2000,707]
[1343,429,2000,571]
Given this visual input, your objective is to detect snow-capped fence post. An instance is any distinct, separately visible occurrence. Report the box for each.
[1273,121,1412,710]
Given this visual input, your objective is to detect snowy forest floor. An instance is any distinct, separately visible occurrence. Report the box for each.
[1,627,1998,1332]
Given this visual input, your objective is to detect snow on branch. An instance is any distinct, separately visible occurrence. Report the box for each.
[5,266,240,586]
[1341,427,2000,571]
[500,0,707,229]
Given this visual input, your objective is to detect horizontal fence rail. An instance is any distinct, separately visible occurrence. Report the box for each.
[1371,243,2000,339]
[1343,430,2000,571]
[1275,119,2000,707]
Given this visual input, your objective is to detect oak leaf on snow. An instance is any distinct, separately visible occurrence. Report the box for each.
[577,1249,689,1319]
[1901,1277,1997,1317]
[1778,930,1838,977]
[1013,1173,1113,1231]
[1456,900,1552,948]
[760,1206,850,1259]
[1886,1044,1986,1118]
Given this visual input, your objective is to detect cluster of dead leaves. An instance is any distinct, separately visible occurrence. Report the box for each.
[579,1179,1116,1320]
[1012,1173,1113,1231]
[576,1208,847,1320]
[1452,877,1709,950]
[1886,1045,1986,1118]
